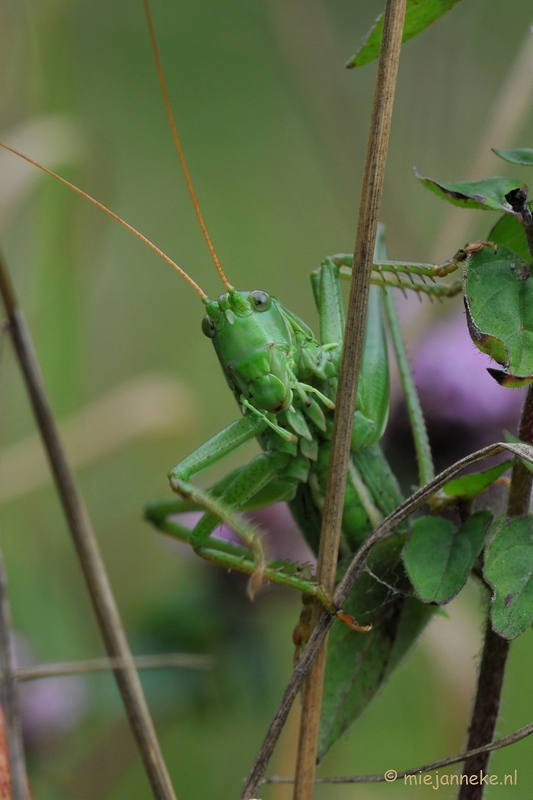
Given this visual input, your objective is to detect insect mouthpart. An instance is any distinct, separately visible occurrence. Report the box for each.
[248,374,293,414]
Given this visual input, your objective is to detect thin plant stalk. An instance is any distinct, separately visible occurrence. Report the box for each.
[381,285,434,485]
[0,552,28,800]
[13,652,213,682]
[0,251,177,800]
[292,2,407,797]
[458,383,533,799]
[264,715,533,784]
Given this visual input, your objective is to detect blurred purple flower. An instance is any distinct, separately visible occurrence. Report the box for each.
[412,312,525,431]
[19,676,88,746]
[13,635,88,748]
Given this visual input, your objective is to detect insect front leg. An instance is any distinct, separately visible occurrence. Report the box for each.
[171,449,304,597]
[148,421,370,630]
[152,415,270,595]
[150,415,312,598]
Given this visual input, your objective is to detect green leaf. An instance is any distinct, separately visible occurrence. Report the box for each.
[462,243,533,386]
[493,147,533,166]
[403,511,492,604]
[441,461,513,500]
[489,213,531,261]
[347,0,462,69]
[415,171,522,210]
[484,516,533,639]
[319,537,434,761]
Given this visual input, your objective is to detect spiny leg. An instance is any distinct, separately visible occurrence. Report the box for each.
[150,463,370,632]
[168,451,284,598]
[329,252,463,297]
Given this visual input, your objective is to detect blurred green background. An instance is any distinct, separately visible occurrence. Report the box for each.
[1,0,533,797]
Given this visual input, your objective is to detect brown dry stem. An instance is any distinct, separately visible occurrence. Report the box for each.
[0,251,177,800]
[291,2,407,798]
[458,384,533,799]
[0,552,28,800]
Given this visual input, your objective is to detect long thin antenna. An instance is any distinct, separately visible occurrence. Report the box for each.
[0,142,208,301]
[143,0,233,293]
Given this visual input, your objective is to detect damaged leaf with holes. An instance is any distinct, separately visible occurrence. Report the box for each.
[415,171,522,211]
[461,243,533,386]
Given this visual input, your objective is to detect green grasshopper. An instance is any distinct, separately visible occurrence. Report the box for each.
[143,235,461,597]
[143,228,460,753]
[0,0,466,759]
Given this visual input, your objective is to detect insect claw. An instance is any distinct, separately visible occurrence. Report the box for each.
[246,564,265,600]
[336,610,372,633]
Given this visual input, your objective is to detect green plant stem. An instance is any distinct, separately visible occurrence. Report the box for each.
[381,286,434,485]
[458,384,533,799]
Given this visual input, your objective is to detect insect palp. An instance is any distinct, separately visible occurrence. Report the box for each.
[294,384,312,408]
[240,397,298,442]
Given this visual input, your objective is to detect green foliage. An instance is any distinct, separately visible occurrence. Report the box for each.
[415,170,522,210]
[463,244,533,386]
[7,1,533,795]
[403,511,492,604]
[484,517,533,639]
[418,145,533,649]
[318,538,435,761]
[493,147,533,166]
[489,213,530,261]
[347,0,462,68]
[440,461,513,502]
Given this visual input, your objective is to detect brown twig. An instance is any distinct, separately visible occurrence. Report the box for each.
[291,3,407,797]
[264,716,533,784]
[240,440,533,799]
[459,384,533,799]
[0,251,177,800]
[13,652,213,682]
[0,552,28,800]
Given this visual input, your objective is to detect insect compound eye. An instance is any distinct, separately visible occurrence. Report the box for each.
[249,290,271,312]
[201,315,217,338]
